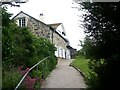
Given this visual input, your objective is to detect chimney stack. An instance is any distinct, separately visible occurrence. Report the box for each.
[39,13,44,22]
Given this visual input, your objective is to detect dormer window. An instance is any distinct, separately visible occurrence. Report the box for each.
[18,18,26,27]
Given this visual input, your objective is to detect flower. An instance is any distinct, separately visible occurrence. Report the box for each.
[17,66,40,90]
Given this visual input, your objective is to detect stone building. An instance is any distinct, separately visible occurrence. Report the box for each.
[13,11,71,59]
[67,45,77,59]
[49,23,70,59]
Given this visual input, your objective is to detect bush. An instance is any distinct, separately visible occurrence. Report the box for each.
[2,8,57,89]
[2,67,22,89]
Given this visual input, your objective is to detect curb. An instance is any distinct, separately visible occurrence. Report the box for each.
[69,64,86,79]
[69,64,88,89]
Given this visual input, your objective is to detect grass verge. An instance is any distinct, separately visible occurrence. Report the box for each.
[71,55,90,79]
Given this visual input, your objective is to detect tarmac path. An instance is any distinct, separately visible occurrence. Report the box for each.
[41,59,87,88]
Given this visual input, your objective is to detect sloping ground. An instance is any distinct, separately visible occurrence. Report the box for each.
[41,59,87,88]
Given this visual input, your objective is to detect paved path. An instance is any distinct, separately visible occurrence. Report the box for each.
[41,59,87,88]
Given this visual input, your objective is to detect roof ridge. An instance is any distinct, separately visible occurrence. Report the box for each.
[12,11,47,25]
[12,11,69,43]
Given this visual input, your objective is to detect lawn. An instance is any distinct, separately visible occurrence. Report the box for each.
[71,55,91,79]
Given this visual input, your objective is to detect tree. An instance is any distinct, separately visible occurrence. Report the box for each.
[1,0,28,7]
[78,2,120,89]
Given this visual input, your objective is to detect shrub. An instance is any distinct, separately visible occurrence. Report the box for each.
[17,66,40,90]
[2,8,57,89]
[2,67,22,89]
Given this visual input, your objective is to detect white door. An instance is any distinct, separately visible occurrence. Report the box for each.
[62,49,65,58]
[55,45,58,57]
[66,49,71,59]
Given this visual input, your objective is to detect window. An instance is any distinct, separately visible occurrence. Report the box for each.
[19,18,26,27]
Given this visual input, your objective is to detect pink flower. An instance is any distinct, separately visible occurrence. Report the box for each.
[23,76,36,89]
[17,66,40,89]
[18,66,24,74]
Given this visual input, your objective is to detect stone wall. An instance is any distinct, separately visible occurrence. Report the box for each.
[27,17,51,39]
[13,12,51,39]
[53,32,70,59]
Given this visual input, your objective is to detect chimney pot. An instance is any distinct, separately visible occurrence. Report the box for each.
[39,13,44,22]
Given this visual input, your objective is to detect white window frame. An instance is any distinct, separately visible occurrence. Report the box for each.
[18,17,26,27]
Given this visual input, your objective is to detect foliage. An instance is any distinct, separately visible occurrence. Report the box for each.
[78,36,93,58]
[2,67,22,89]
[71,55,90,79]
[2,8,57,89]
[79,2,120,89]
[18,66,39,90]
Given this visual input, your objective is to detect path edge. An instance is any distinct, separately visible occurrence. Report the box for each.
[69,64,86,79]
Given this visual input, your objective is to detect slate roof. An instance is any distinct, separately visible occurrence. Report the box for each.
[48,23,62,29]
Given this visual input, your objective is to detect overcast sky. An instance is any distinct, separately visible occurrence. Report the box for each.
[7,0,85,50]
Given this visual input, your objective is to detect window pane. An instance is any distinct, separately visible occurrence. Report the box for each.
[19,19,21,27]
[19,18,26,27]
[22,18,25,27]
